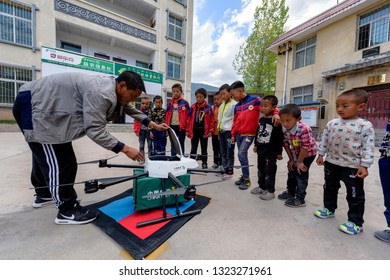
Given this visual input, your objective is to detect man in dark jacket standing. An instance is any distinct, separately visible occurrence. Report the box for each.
[13,70,168,225]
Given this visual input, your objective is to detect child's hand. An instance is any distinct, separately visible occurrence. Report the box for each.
[135,132,139,137]
[287,159,294,171]
[272,114,281,126]
[296,161,307,175]
[356,166,369,178]
[150,132,154,139]
[230,137,235,144]
[316,155,324,165]
[253,146,257,153]
[277,155,283,160]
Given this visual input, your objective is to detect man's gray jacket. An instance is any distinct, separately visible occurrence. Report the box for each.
[17,72,150,153]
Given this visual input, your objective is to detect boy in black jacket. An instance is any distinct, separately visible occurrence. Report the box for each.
[252,95,283,200]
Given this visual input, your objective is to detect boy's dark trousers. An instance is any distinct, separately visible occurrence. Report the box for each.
[139,129,152,156]
[323,162,366,227]
[170,125,186,156]
[219,131,235,174]
[212,134,221,166]
[257,147,277,193]
[379,155,390,227]
[286,155,316,202]
[190,128,208,165]
[152,130,167,155]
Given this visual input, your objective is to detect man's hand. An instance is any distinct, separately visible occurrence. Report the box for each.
[316,155,324,165]
[121,145,144,162]
[356,166,369,178]
[150,121,169,131]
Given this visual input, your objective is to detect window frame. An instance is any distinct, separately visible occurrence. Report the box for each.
[294,36,316,70]
[357,4,390,50]
[166,9,186,45]
[290,85,314,104]
[166,52,183,81]
[0,63,35,106]
[60,41,82,53]
[0,0,37,51]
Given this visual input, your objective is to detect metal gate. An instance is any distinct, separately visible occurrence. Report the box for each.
[358,86,390,129]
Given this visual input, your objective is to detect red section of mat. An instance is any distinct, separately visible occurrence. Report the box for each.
[119,209,172,240]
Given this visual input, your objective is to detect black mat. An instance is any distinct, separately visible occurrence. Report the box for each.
[87,189,210,260]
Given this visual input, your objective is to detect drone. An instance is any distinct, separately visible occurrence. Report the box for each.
[36,128,243,227]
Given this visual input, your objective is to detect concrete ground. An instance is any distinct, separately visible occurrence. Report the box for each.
[0,130,389,260]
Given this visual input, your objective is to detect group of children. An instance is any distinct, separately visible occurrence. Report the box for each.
[134,81,377,236]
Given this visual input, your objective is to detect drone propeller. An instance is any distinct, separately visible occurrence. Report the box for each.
[78,155,119,165]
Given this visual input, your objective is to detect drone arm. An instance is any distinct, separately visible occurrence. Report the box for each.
[167,172,187,189]
[98,171,148,188]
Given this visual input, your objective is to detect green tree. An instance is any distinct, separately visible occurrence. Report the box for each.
[233,0,288,94]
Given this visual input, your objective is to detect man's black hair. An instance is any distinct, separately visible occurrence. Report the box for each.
[230,81,245,90]
[279,103,301,118]
[219,83,230,92]
[116,71,146,93]
[153,95,163,103]
[262,95,278,106]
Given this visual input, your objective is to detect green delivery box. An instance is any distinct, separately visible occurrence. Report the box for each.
[132,169,190,211]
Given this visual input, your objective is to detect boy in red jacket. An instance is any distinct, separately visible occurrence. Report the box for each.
[230,81,279,190]
[187,88,215,169]
[166,83,190,155]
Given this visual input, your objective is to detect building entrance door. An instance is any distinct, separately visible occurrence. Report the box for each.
[358,87,390,129]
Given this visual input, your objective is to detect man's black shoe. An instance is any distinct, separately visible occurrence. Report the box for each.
[55,202,98,225]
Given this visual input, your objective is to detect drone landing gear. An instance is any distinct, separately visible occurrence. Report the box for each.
[136,173,201,228]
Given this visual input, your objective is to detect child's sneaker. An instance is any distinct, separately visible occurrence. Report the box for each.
[339,221,363,235]
[239,178,251,190]
[260,191,275,201]
[250,187,265,195]
[235,175,244,186]
[314,208,335,219]
[33,195,54,208]
[285,197,305,207]
[202,163,208,169]
[374,230,390,243]
[277,191,293,200]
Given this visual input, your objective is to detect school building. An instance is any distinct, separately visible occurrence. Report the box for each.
[267,0,390,139]
[0,0,194,121]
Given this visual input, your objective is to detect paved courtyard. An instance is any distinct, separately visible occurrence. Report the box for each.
[0,130,389,260]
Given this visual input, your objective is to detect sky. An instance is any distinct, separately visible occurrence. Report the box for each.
[191,0,341,88]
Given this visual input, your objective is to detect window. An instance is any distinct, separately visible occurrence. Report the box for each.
[291,85,313,104]
[136,61,149,69]
[113,57,127,64]
[61,41,81,53]
[358,4,390,50]
[174,0,187,7]
[167,54,181,80]
[0,64,32,105]
[0,0,35,48]
[94,53,110,60]
[168,14,183,42]
[294,36,316,69]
